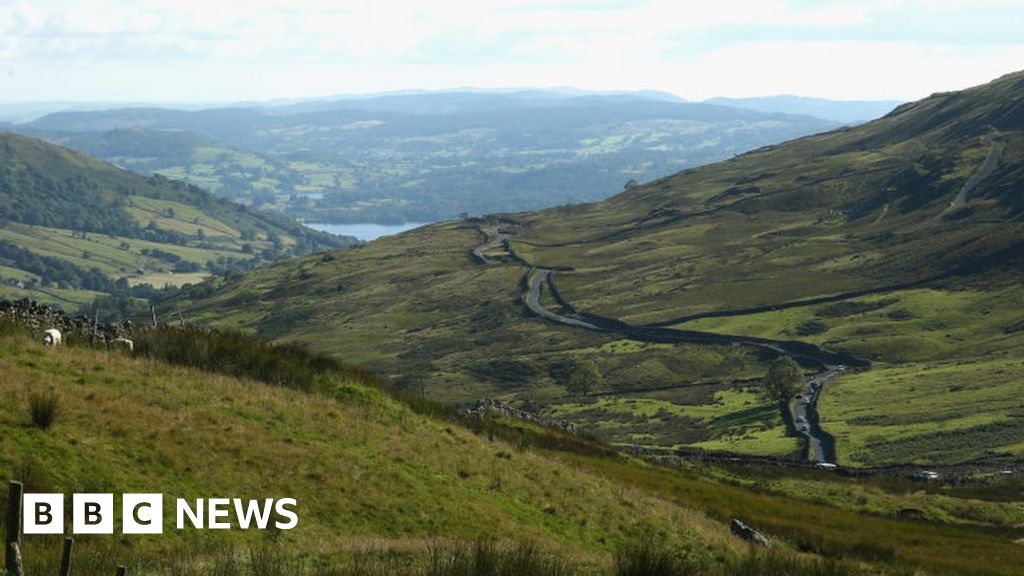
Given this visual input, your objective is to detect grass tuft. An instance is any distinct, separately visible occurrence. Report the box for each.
[613,540,703,576]
[426,540,578,576]
[28,389,59,429]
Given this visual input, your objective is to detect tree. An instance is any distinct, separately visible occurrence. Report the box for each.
[565,361,603,397]
[761,356,802,407]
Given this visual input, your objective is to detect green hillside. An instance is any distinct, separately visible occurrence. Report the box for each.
[167,70,1024,466]
[3,321,1023,575]
[0,132,355,311]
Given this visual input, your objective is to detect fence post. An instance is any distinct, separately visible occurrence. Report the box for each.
[60,537,74,576]
[5,480,23,575]
[5,542,23,576]
[116,565,127,576]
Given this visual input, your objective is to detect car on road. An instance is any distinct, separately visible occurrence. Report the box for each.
[799,424,809,432]
[815,462,837,469]
[914,471,941,481]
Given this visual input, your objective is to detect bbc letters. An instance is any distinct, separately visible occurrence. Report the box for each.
[23,494,298,534]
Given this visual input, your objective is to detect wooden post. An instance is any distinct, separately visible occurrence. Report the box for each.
[116,565,127,576]
[60,537,74,576]
[150,306,158,328]
[5,542,23,576]
[93,309,100,343]
[5,481,24,576]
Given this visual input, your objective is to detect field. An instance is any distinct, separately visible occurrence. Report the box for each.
[683,283,1024,364]
[0,222,240,278]
[821,358,1024,466]
[545,387,797,456]
[672,282,1024,465]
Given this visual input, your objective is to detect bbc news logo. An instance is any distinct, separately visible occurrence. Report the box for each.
[22,494,298,535]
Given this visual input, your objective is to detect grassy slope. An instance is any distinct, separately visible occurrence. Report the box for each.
[168,71,1024,464]
[0,329,734,572]
[567,453,1024,576]
[3,328,1024,575]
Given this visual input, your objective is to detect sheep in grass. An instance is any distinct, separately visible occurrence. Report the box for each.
[110,337,134,352]
[42,328,62,347]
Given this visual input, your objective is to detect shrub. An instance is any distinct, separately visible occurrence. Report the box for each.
[132,327,372,394]
[28,389,59,429]
[795,319,828,336]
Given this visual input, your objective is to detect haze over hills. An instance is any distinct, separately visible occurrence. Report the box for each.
[169,70,1024,467]
[10,91,844,224]
[704,95,903,124]
[0,132,353,312]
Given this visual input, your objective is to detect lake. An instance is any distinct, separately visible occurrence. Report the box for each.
[306,222,431,242]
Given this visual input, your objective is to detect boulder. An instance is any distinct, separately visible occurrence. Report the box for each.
[730,519,770,548]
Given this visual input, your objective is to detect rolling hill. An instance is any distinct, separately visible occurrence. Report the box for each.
[166,69,1024,468]
[12,92,840,224]
[0,132,354,311]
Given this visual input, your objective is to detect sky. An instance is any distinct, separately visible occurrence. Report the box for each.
[1,0,1023,104]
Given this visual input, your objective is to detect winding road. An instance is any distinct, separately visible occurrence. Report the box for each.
[525,269,601,331]
[477,222,867,463]
[793,367,843,463]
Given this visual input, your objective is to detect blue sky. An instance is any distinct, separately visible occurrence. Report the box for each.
[1,0,1022,103]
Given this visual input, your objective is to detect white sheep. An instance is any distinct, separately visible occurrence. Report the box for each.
[110,337,134,352]
[42,328,62,347]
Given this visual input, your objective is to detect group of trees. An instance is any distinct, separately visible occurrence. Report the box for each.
[549,357,604,397]
[761,357,803,406]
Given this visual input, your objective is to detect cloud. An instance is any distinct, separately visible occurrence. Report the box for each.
[669,40,1024,100]
[0,0,1021,101]
[0,0,893,61]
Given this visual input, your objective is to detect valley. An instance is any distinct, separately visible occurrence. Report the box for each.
[3,3,1022,575]
[169,70,1024,470]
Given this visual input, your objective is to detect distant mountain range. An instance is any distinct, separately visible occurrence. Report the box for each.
[704,95,903,124]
